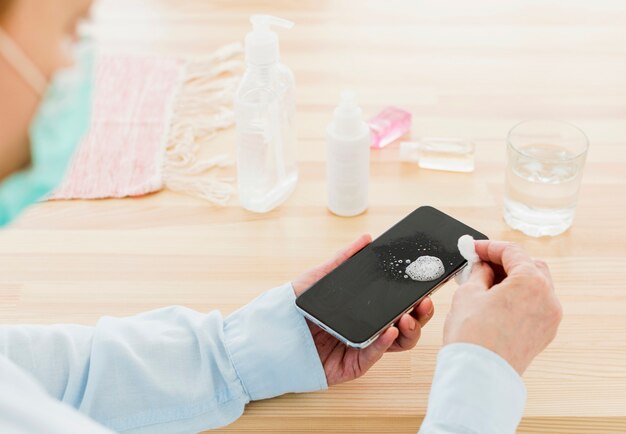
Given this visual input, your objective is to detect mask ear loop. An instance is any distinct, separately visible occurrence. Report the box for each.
[0,28,47,96]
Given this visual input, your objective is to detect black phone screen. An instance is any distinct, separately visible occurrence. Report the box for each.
[296,206,488,345]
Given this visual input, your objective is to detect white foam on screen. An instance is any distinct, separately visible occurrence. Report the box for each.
[405,255,445,281]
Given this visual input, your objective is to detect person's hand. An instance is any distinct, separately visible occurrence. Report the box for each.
[444,240,562,375]
[292,234,434,386]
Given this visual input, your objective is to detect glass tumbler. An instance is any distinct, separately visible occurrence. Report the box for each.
[504,120,589,237]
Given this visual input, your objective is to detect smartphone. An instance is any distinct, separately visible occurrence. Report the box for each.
[295,206,487,348]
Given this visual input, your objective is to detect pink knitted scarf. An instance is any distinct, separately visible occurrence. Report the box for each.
[50,43,243,205]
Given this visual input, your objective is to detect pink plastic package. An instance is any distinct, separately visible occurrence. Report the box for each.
[368,106,412,149]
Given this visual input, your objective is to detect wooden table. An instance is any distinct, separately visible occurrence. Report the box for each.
[1,1,626,432]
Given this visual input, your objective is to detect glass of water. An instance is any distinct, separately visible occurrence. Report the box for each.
[504,120,589,237]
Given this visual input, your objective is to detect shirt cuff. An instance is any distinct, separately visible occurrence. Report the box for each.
[223,282,328,401]
[422,343,527,434]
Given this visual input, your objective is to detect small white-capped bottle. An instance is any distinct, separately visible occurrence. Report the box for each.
[326,90,371,217]
[235,15,297,213]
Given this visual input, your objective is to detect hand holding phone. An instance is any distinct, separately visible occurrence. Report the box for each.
[292,234,434,386]
[296,206,487,348]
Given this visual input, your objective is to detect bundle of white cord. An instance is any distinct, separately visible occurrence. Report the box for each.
[164,43,244,205]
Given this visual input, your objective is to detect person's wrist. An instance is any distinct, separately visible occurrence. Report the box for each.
[224,283,328,400]
[428,342,527,434]
[444,336,528,375]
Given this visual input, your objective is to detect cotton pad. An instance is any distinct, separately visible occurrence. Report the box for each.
[455,234,479,284]
[405,255,445,281]
[458,234,479,263]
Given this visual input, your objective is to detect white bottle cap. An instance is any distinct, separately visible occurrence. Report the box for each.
[330,90,368,138]
[245,15,294,65]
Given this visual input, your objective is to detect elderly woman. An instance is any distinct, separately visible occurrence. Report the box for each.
[0,1,561,433]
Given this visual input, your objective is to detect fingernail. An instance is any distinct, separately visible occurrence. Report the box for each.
[427,298,434,315]
[409,316,416,331]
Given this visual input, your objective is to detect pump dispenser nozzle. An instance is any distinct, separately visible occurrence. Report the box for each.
[330,90,368,138]
[336,90,361,117]
[246,15,294,65]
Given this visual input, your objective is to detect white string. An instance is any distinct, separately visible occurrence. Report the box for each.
[163,43,244,205]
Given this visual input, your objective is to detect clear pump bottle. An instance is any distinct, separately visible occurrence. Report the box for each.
[235,15,297,213]
[326,90,371,217]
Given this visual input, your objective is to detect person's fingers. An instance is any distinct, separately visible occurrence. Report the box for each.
[322,234,372,273]
[358,326,398,371]
[489,262,507,285]
[389,314,421,351]
[413,297,434,327]
[461,261,495,290]
[534,259,555,290]
[387,298,433,352]
[474,240,535,276]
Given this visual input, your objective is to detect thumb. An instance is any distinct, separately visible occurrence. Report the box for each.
[462,261,494,290]
[358,326,398,373]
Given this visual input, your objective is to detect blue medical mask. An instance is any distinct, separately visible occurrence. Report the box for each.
[0,29,94,226]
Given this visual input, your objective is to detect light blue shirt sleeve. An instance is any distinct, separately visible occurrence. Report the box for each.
[0,282,327,433]
[0,355,115,434]
[419,343,527,434]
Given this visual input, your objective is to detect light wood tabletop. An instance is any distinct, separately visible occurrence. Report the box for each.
[1,0,626,433]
